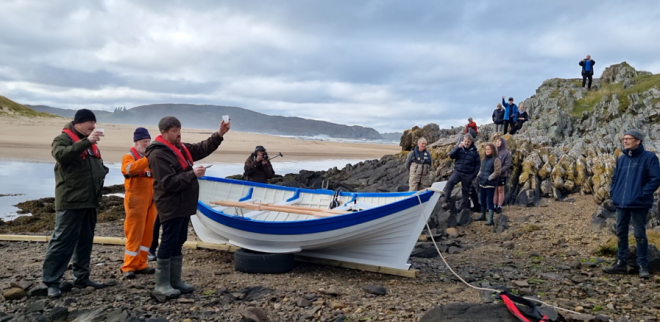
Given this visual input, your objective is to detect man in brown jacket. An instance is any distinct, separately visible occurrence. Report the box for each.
[145,116,230,300]
[244,145,275,183]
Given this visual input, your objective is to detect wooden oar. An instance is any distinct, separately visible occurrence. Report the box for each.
[210,200,343,218]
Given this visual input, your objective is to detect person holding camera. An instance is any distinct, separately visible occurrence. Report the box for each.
[579,55,596,90]
[244,145,275,183]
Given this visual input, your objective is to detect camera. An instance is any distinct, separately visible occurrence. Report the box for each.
[262,151,269,160]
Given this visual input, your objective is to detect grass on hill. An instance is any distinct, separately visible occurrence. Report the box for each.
[0,95,56,118]
[570,73,660,118]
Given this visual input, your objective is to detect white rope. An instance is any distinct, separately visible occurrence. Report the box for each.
[415,193,584,317]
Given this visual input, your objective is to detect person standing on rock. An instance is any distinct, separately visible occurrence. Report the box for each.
[579,55,596,90]
[120,127,157,279]
[493,137,511,214]
[442,135,481,211]
[492,104,505,133]
[406,137,433,191]
[603,130,660,279]
[244,145,276,183]
[474,143,501,225]
[42,109,110,298]
[146,116,230,299]
[501,97,518,134]
[465,118,478,139]
[509,104,529,135]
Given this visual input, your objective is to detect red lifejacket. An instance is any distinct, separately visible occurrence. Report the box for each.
[128,147,152,178]
[154,135,193,170]
[62,128,101,159]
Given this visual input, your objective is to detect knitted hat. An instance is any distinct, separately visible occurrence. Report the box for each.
[73,109,96,124]
[254,145,266,154]
[624,129,644,142]
[133,127,151,142]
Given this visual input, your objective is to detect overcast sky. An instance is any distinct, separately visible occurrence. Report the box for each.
[1,1,659,133]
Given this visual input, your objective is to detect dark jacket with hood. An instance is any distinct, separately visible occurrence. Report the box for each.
[145,132,224,222]
[492,108,505,124]
[497,137,512,177]
[52,122,109,211]
[449,143,481,176]
[244,153,275,183]
[610,143,660,209]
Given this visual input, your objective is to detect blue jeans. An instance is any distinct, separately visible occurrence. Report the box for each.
[615,208,649,267]
[479,187,495,211]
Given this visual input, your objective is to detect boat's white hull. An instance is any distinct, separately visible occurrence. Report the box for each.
[192,178,444,270]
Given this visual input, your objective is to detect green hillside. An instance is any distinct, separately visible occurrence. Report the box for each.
[0,95,57,117]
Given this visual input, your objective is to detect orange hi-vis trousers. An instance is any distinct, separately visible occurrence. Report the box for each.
[121,151,157,273]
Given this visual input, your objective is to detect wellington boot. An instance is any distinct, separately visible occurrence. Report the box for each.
[485,210,494,226]
[152,258,181,299]
[475,210,487,221]
[170,255,195,294]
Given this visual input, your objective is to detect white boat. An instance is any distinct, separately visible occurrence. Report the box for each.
[192,177,445,270]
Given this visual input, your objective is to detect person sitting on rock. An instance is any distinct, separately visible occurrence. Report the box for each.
[493,137,511,214]
[509,104,529,135]
[579,55,596,90]
[406,137,433,191]
[442,134,481,211]
[465,118,478,139]
[501,96,518,134]
[602,130,660,279]
[474,143,501,225]
[492,104,504,133]
[243,145,276,184]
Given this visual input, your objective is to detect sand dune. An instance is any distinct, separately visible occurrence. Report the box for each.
[0,116,399,163]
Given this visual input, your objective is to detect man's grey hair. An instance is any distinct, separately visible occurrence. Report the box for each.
[464,134,474,142]
[417,137,427,144]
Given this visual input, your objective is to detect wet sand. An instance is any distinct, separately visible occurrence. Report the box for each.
[0,116,399,163]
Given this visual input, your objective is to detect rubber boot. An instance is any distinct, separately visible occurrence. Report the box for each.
[485,210,494,226]
[170,255,195,294]
[153,258,181,299]
[474,209,486,221]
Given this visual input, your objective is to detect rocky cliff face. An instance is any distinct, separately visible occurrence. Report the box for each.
[275,62,660,231]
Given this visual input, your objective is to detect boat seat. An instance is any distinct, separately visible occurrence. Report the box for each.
[334,201,377,212]
[244,198,302,219]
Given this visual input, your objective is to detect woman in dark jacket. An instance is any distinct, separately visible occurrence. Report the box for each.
[510,104,529,135]
[475,143,501,226]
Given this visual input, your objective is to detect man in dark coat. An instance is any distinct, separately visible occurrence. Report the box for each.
[492,104,505,133]
[244,145,275,183]
[442,135,481,211]
[579,55,596,90]
[42,109,110,298]
[602,130,660,279]
[146,116,230,299]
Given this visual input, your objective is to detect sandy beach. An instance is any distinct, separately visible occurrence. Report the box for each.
[0,116,399,163]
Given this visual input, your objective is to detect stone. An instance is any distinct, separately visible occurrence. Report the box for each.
[177,297,194,304]
[10,280,33,291]
[569,261,582,269]
[446,228,458,238]
[49,307,69,322]
[27,285,48,297]
[60,281,74,293]
[320,287,340,296]
[410,247,439,258]
[628,244,660,273]
[571,276,586,284]
[331,302,345,310]
[106,308,128,322]
[26,299,46,313]
[150,292,168,303]
[296,298,312,307]
[419,303,519,321]
[362,285,387,296]
[512,280,529,287]
[241,307,269,322]
[3,287,27,301]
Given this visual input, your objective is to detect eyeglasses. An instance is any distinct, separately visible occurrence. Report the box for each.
[621,138,637,142]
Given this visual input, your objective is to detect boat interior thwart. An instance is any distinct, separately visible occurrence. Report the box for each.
[192,177,445,271]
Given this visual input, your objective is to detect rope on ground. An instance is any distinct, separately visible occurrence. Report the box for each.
[415,193,583,317]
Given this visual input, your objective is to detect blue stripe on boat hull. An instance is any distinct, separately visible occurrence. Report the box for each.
[196,182,434,235]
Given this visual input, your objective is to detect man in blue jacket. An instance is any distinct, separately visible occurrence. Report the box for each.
[501,97,518,134]
[579,55,596,90]
[603,130,660,279]
[442,135,481,211]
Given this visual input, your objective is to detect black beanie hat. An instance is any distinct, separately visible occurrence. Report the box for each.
[73,109,96,124]
[254,145,266,154]
[133,127,151,142]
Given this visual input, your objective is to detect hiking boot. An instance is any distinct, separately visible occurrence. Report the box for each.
[485,210,494,226]
[152,258,181,299]
[170,255,195,294]
[496,206,502,214]
[441,202,449,210]
[602,260,628,274]
[74,279,106,289]
[474,210,486,221]
[47,285,62,299]
[123,271,136,280]
[136,267,156,275]
[639,267,650,279]
[148,252,157,262]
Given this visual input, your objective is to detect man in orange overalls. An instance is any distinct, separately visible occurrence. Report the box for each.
[120,127,157,279]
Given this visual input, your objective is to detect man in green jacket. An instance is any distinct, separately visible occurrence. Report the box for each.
[42,109,110,298]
